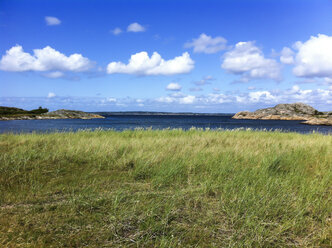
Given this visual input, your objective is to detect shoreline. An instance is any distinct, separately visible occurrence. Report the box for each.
[0,115,105,121]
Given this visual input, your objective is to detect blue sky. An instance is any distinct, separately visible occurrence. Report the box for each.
[1,0,332,112]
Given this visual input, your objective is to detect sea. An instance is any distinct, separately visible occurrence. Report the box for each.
[0,114,332,134]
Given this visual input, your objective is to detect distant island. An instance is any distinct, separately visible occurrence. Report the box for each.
[233,102,332,126]
[95,111,232,116]
[0,106,104,120]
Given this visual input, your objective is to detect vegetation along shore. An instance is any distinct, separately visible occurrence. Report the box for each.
[1,129,331,247]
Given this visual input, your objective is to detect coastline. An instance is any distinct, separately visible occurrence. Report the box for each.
[0,107,105,121]
[0,114,105,121]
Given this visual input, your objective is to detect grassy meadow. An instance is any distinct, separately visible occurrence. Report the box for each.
[0,129,331,247]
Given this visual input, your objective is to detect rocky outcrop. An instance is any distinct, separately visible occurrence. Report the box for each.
[42,109,104,119]
[302,117,332,126]
[0,108,104,120]
[233,103,332,126]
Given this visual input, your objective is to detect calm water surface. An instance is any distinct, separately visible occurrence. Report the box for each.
[0,115,332,134]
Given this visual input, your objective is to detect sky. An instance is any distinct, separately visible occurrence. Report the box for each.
[1,0,332,113]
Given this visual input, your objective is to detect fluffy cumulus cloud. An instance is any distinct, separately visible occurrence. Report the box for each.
[107,51,194,75]
[292,34,332,79]
[248,91,277,103]
[45,16,61,26]
[0,45,93,73]
[280,47,295,64]
[127,22,145,32]
[221,41,281,81]
[166,82,182,91]
[184,33,227,54]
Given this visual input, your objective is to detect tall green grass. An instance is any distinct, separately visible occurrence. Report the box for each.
[0,129,331,247]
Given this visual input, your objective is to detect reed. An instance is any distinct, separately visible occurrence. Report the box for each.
[0,129,331,247]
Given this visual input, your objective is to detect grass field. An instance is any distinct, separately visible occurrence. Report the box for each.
[0,129,331,247]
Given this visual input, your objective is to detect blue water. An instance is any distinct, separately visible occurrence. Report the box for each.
[0,115,331,134]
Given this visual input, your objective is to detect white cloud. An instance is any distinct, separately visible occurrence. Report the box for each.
[240,86,332,105]
[280,47,294,64]
[0,45,93,72]
[204,93,231,104]
[179,95,195,104]
[166,82,182,91]
[127,22,145,32]
[47,92,56,98]
[106,97,117,102]
[100,97,117,105]
[112,28,122,35]
[156,96,174,103]
[107,51,194,75]
[156,94,196,104]
[45,16,61,26]
[184,33,227,54]
[2,85,331,112]
[221,41,281,81]
[248,91,277,103]
[236,96,246,103]
[292,34,332,79]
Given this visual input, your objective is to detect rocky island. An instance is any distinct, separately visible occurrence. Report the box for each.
[0,106,105,120]
[233,103,332,126]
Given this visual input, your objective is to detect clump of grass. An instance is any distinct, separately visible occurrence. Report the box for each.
[0,129,331,247]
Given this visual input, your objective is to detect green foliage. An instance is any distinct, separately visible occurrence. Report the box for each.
[0,106,48,116]
[314,110,324,115]
[0,106,28,115]
[0,129,331,247]
[28,106,49,114]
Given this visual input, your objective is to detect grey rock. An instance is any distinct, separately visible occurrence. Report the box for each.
[43,109,104,119]
[233,103,332,125]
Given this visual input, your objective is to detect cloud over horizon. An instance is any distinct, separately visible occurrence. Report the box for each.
[1,84,331,113]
